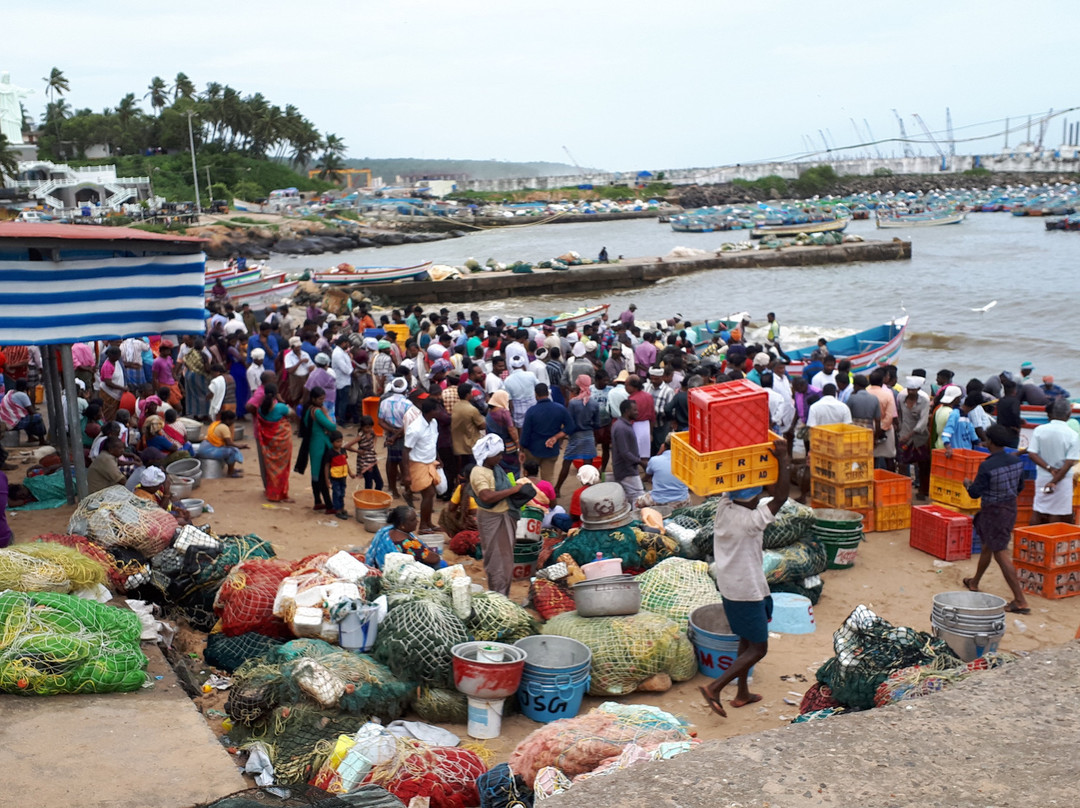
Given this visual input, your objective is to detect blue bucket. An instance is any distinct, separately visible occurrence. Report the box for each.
[516,669,590,723]
[515,636,591,676]
[688,603,754,679]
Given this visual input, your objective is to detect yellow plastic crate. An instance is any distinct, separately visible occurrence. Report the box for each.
[875,503,912,532]
[929,475,980,510]
[670,430,780,497]
[809,423,874,459]
[810,453,874,485]
[811,478,874,510]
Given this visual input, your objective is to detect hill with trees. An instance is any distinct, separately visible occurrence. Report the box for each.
[345,157,596,182]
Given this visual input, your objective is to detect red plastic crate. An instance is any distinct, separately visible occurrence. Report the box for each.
[910,504,972,561]
[688,379,769,452]
[1013,561,1080,599]
[1018,479,1035,508]
[874,469,913,508]
[1013,523,1080,570]
[811,479,873,510]
[1016,506,1033,528]
[930,449,985,482]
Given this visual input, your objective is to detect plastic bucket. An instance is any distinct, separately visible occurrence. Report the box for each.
[466,697,505,739]
[769,592,816,634]
[813,509,865,530]
[512,540,542,581]
[338,604,379,651]
[516,669,590,723]
[821,537,861,569]
[688,604,753,679]
[518,507,544,542]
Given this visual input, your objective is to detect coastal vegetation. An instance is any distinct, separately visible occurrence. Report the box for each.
[450,182,673,204]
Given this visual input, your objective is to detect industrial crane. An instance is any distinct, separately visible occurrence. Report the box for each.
[892,109,916,158]
[864,118,883,159]
[912,113,947,170]
[562,146,584,174]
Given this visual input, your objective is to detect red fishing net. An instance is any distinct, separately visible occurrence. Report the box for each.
[529,578,576,620]
[215,558,296,637]
[799,681,841,714]
[364,743,486,808]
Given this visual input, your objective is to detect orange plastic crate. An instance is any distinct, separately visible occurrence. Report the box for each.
[670,430,780,497]
[929,475,980,510]
[875,503,911,532]
[810,501,874,532]
[811,479,873,510]
[910,504,972,561]
[1015,506,1033,529]
[687,380,769,453]
[1018,479,1035,508]
[811,453,873,485]
[362,397,384,436]
[809,423,874,459]
[930,449,985,482]
[1013,523,1080,570]
[874,469,913,508]
[1014,561,1080,599]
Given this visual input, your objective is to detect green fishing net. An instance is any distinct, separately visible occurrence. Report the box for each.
[542,611,696,695]
[193,785,404,808]
[465,591,539,644]
[380,563,457,610]
[816,605,961,710]
[636,557,722,632]
[549,524,679,570]
[762,500,815,549]
[373,600,469,688]
[204,631,286,673]
[763,538,828,586]
[240,704,368,785]
[413,686,469,724]
[0,591,147,694]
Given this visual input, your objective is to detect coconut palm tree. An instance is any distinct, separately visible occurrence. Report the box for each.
[173,72,196,102]
[145,76,168,116]
[0,133,19,181]
[316,150,345,183]
[42,67,70,156]
[323,133,346,158]
[115,93,139,127]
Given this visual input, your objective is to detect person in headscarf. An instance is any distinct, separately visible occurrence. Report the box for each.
[568,462,601,528]
[182,337,211,421]
[469,434,528,596]
[255,383,295,503]
[484,389,519,475]
[554,374,600,497]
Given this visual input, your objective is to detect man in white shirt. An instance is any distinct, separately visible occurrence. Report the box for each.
[811,355,839,392]
[761,371,795,434]
[807,384,853,429]
[529,348,549,385]
[484,356,506,396]
[283,336,314,405]
[247,349,267,400]
[1028,398,1080,523]
[403,397,442,533]
[503,354,538,428]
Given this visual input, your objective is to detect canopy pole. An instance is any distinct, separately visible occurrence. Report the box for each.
[59,345,88,500]
[42,346,75,505]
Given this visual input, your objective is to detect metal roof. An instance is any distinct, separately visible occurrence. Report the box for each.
[0,222,206,243]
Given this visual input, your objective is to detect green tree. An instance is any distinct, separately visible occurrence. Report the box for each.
[145,76,168,116]
[0,133,19,180]
[232,179,264,201]
[42,67,70,156]
[173,72,196,102]
[316,150,345,183]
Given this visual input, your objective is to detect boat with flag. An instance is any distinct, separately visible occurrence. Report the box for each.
[312,261,433,285]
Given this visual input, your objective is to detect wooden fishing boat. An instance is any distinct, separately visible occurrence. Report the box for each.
[876,210,965,228]
[204,268,262,288]
[205,273,285,297]
[695,316,909,375]
[228,280,300,308]
[748,217,849,239]
[517,304,610,328]
[312,261,433,285]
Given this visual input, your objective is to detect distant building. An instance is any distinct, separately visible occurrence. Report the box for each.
[413,179,458,198]
[8,160,153,213]
[398,172,469,184]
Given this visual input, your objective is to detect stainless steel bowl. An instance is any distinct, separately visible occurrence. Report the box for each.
[179,498,205,516]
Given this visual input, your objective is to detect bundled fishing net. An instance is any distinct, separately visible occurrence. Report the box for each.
[0,545,100,593]
[509,702,693,787]
[816,605,961,710]
[873,652,1018,707]
[550,524,679,571]
[363,737,487,808]
[528,578,576,621]
[379,560,461,609]
[466,591,539,643]
[771,575,825,606]
[413,687,468,724]
[240,705,368,785]
[542,611,696,696]
[763,538,827,585]
[373,599,469,688]
[762,500,815,549]
[215,558,296,638]
[0,590,147,694]
[663,514,708,560]
[68,485,178,557]
[34,533,128,592]
[205,630,286,673]
[193,785,403,808]
[799,682,841,714]
[636,557,722,632]
[477,763,533,808]
[171,534,277,631]
[227,639,411,726]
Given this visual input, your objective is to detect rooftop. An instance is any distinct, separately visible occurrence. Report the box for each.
[0,222,206,244]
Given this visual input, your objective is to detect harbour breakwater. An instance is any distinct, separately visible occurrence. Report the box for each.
[359,239,911,305]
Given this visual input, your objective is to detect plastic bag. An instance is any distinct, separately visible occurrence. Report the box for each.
[435,468,448,496]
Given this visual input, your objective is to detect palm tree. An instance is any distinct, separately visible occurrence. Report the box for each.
[145,76,168,116]
[316,150,345,183]
[0,133,19,181]
[174,72,196,102]
[42,67,70,155]
[115,93,139,127]
[323,133,346,158]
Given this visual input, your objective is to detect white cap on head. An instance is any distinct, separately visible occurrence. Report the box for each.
[940,384,963,404]
[390,377,408,393]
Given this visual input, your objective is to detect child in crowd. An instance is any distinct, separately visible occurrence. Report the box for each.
[326,430,354,519]
[346,415,383,490]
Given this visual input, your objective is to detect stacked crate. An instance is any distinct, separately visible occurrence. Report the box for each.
[808,424,875,531]
[929,449,983,511]
[670,380,778,496]
[1013,523,1080,599]
[873,468,913,531]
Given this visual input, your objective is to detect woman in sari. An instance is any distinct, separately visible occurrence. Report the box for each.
[195,409,248,477]
[140,413,191,467]
[366,506,445,570]
[293,385,336,511]
[255,383,294,502]
[226,333,250,416]
[182,337,211,421]
[484,390,520,475]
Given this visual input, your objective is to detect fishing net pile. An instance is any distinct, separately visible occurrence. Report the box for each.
[548,524,679,571]
[241,704,370,785]
[205,629,286,673]
[508,702,694,788]
[541,611,695,695]
[412,686,468,724]
[476,763,532,808]
[372,599,469,688]
[192,785,403,808]
[528,577,576,621]
[215,558,297,638]
[762,537,828,605]
[762,500,816,549]
[68,485,178,557]
[33,533,128,592]
[635,557,722,632]
[378,557,462,611]
[872,652,1018,707]
[0,543,107,593]
[813,605,961,710]
[172,533,278,631]
[669,498,722,559]
[0,590,147,694]
[466,591,538,643]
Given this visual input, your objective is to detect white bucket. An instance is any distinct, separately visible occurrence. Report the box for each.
[478,645,505,663]
[466,697,505,739]
[338,604,380,651]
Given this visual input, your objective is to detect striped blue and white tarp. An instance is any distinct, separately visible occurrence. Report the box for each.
[0,252,206,345]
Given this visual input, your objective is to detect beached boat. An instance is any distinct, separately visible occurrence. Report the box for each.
[517,304,610,328]
[748,217,849,239]
[876,210,966,228]
[694,316,909,375]
[203,268,264,291]
[311,261,433,285]
[205,273,285,297]
[228,280,300,308]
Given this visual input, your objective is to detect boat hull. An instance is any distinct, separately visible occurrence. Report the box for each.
[748,218,848,239]
[313,261,433,285]
[229,281,300,308]
[876,211,966,228]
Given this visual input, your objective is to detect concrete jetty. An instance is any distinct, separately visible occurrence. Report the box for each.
[361,238,911,305]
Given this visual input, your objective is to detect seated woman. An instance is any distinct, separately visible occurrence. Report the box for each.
[140,414,191,467]
[132,465,191,525]
[81,401,104,450]
[365,505,446,570]
[438,465,479,537]
[195,409,248,478]
[518,459,553,513]
[162,409,193,454]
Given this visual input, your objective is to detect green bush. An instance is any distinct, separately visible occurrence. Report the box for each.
[792,165,839,197]
[872,167,894,177]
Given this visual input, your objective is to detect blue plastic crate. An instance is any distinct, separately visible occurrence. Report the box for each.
[975,447,1036,480]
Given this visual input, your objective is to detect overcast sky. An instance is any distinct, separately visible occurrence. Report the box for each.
[6,1,1077,171]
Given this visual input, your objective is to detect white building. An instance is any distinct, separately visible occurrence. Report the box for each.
[9,160,153,213]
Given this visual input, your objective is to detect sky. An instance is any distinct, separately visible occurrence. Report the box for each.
[5,1,1078,172]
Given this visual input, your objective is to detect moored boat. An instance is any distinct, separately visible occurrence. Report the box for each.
[748,217,849,239]
[876,210,966,228]
[228,280,300,308]
[516,304,610,328]
[312,261,433,285]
